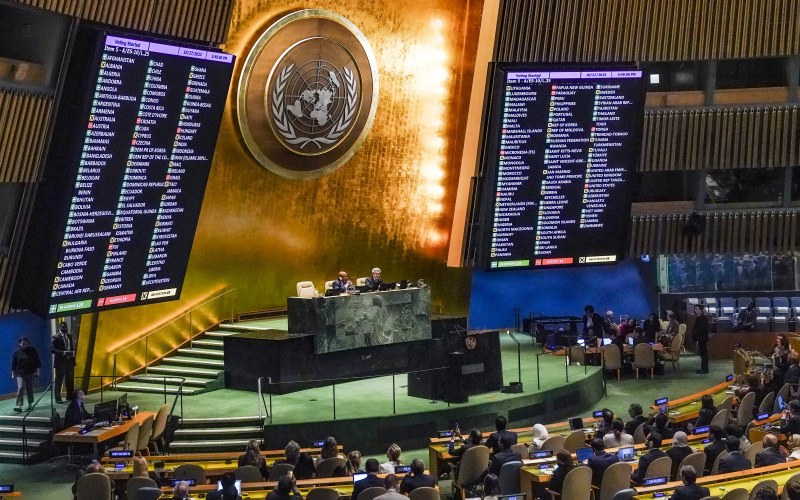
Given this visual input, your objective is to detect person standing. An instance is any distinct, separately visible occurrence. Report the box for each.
[692,304,709,374]
[52,321,76,404]
[11,336,41,413]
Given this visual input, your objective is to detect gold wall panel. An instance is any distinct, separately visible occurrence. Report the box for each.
[496,0,800,62]
[79,0,481,384]
[0,89,52,182]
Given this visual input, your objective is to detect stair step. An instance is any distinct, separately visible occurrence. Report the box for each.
[217,323,273,331]
[177,348,225,358]
[0,415,52,426]
[181,416,263,426]
[128,375,212,387]
[205,330,240,338]
[0,438,46,449]
[161,356,224,368]
[175,426,261,437]
[113,383,199,396]
[169,439,254,451]
[146,366,220,377]
[0,426,51,437]
[0,451,26,462]
[191,339,224,348]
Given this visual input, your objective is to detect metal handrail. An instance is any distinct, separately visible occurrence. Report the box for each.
[111,288,237,385]
[164,377,185,454]
[21,382,54,464]
[257,377,271,446]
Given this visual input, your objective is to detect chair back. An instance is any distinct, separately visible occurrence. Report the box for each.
[737,392,756,426]
[306,488,341,500]
[173,463,206,484]
[569,345,585,365]
[511,443,528,457]
[721,489,749,500]
[122,422,139,451]
[678,323,687,337]
[602,344,622,370]
[743,441,764,465]
[315,457,346,478]
[758,391,775,415]
[498,460,522,494]
[634,343,655,368]
[296,281,317,298]
[775,383,792,413]
[454,445,489,489]
[699,497,720,500]
[677,452,706,479]
[748,479,778,500]
[149,403,170,447]
[633,423,647,444]
[669,333,684,358]
[236,465,263,483]
[539,435,565,452]
[324,280,334,291]
[269,462,295,480]
[133,487,162,500]
[611,489,636,500]
[356,277,367,286]
[409,487,440,500]
[599,462,632,500]
[357,487,387,500]
[559,465,592,500]
[710,409,729,429]
[717,396,734,415]
[126,477,158,500]
[644,455,672,479]
[710,450,729,475]
[563,430,587,452]
[135,415,154,453]
[781,472,800,500]
[76,472,113,500]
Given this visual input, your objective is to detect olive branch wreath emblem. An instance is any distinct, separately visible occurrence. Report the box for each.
[271,63,358,150]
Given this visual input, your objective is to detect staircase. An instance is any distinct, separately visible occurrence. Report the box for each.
[169,416,264,453]
[0,415,54,464]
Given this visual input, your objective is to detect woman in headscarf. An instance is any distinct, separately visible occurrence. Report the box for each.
[787,435,800,461]
[529,423,549,453]
[666,431,693,478]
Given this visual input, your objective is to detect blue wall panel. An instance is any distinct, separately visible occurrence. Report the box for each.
[0,313,51,396]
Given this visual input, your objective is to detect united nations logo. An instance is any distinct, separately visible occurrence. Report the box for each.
[237,10,379,179]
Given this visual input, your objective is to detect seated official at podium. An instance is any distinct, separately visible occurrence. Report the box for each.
[331,271,352,295]
[365,267,384,291]
[65,390,93,427]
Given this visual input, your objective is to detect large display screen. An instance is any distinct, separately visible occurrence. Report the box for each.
[480,65,647,271]
[12,31,234,317]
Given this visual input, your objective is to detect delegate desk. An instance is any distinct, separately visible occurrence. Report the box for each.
[649,380,735,423]
[54,411,156,457]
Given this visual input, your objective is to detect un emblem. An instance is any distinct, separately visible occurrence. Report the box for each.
[237,10,379,179]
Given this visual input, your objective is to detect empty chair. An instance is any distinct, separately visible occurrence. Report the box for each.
[781,472,800,500]
[306,488,341,500]
[643,455,672,480]
[315,457,346,478]
[722,489,749,500]
[511,443,528,457]
[610,489,636,500]
[737,297,753,312]
[133,488,162,500]
[633,343,655,379]
[719,297,736,316]
[717,396,734,415]
[236,465,263,483]
[774,297,790,318]
[703,297,718,307]
[736,392,756,427]
[173,463,206,484]
[677,452,706,480]
[540,435,566,452]
[357,488,387,500]
[687,298,700,305]
[498,460,522,494]
[710,409,729,428]
[755,297,772,316]
[453,445,489,496]
[269,463,295,480]
[658,333,684,372]
[546,465,592,500]
[748,479,778,500]
[126,477,159,500]
[356,277,368,286]
[409,487,440,500]
[324,280,334,292]
[148,403,170,453]
[598,462,632,500]
[76,472,113,500]
[568,345,585,365]
[743,441,764,465]
[135,414,154,455]
[792,297,800,318]
[109,422,139,453]
[603,344,622,380]
[296,281,317,298]
[774,383,792,414]
[710,450,729,475]
[758,391,775,415]
[563,430,586,452]
[633,423,647,444]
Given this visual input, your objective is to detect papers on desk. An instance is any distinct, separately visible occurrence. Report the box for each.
[61,431,78,436]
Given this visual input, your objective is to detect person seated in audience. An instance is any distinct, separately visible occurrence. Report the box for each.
[702,425,727,473]
[316,436,341,467]
[787,435,800,461]
[632,432,667,485]
[485,416,517,455]
[345,450,363,476]
[207,471,242,500]
[380,443,403,473]
[488,435,522,476]
[586,438,619,487]
[624,403,647,435]
[399,458,436,494]
[754,488,779,500]
[782,400,800,436]
[658,311,679,346]
[769,333,792,388]
[666,431,693,479]
[618,318,637,338]
[375,474,405,500]
[238,439,267,479]
[734,301,757,331]
[650,411,675,439]
[694,395,716,427]
[718,436,751,473]
[451,428,482,460]
[529,423,549,453]
[544,450,573,499]
[275,440,315,480]
[64,389,93,427]
[726,423,750,451]
[72,459,105,499]
[596,408,614,439]
[266,475,301,500]
[171,481,191,500]
[482,474,501,500]
[603,418,634,448]
[669,465,709,500]
[786,480,800,500]
[785,352,800,386]
[755,434,786,467]
[352,458,385,500]
[642,313,661,343]
[736,374,769,414]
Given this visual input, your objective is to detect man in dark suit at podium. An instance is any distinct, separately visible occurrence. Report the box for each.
[52,321,76,404]
[331,271,351,294]
[484,416,517,455]
[365,267,384,291]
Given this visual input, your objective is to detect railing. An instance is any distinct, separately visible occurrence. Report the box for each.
[163,376,186,455]
[21,382,54,464]
[111,288,237,387]
[257,377,271,446]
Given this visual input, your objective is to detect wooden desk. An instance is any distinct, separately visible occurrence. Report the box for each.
[747,414,784,444]
[0,493,22,499]
[54,412,156,457]
[649,380,735,423]
[100,445,344,464]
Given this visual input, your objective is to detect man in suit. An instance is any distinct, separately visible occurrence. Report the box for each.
[265,475,302,500]
[352,458,385,500]
[702,425,727,473]
[488,435,522,476]
[449,428,482,461]
[64,390,93,427]
[52,321,76,404]
[375,475,406,500]
[632,432,667,485]
[586,438,619,487]
[669,465,709,500]
[331,271,351,294]
[582,305,606,339]
[755,435,786,467]
[208,472,243,500]
[400,459,436,494]
[170,481,191,500]
[365,267,384,291]
[718,436,752,473]
[624,403,647,435]
[692,304,709,374]
[782,400,800,435]
[484,416,517,455]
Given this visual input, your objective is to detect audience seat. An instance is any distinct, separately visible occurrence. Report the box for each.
[269,463,295,480]
[658,333,684,372]
[236,465,263,483]
[135,414,154,455]
[791,297,800,318]
[774,383,792,414]
[510,443,527,458]
[307,489,341,500]
[356,277,368,287]
[742,442,763,466]
[736,392,756,427]
[409,487,440,500]
[539,435,565,452]
[498,460,522,494]
[721,489,748,500]
[633,343,655,379]
[643,455,671,480]
[109,421,139,454]
[76,472,113,500]
[602,344,622,381]
[126,477,158,500]
[453,445,489,499]
[315,457,346,478]
[597,462,632,500]
[773,297,790,318]
[755,297,773,316]
[758,392,775,415]
[737,297,753,313]
[296,281,318,298]
[710,451,729,475]
[709,409,729,429]
[173,463,206,484]
[148,404,170,453]
[677,452,706,480]
[547,465,591,500]
[563,430,587,452]
[324,280,334,292]
[747,479,778,500]
[357,487,387,500]
[781,472,800,500]
[133,487,162,500]
[633,423,646,444]
[719,297,736,316]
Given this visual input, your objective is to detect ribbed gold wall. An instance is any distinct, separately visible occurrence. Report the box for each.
[629,211,799,256]
[496,0,800,62]
[0,89,52,183]
[14,0,233,43]
[640,106,800,172]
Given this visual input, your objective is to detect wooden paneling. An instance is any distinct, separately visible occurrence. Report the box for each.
[629,210,800,256]
[496,0,800,62]
[0,89,52,183]
[639,105,800,172]
[14,0,233,44]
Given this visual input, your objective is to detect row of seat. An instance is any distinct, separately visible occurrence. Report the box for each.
[686,296,800,319]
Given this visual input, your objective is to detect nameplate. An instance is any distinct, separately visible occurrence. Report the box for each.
[462,363,485,375]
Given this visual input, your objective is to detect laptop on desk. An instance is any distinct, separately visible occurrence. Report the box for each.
[618,447,635,462]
